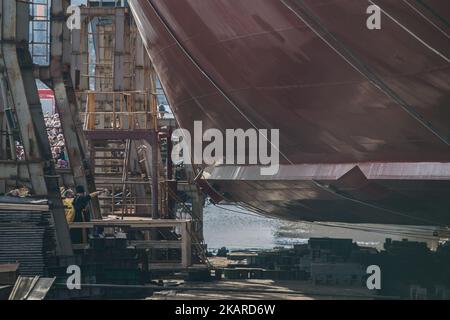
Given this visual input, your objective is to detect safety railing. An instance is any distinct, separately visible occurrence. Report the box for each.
[81,91,157,130]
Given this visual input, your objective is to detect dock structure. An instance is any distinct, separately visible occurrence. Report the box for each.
[0,0,207,290]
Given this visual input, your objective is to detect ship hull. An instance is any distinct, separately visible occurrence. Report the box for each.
[130,0,450,225]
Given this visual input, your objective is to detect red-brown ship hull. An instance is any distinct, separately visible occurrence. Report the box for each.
[130,0,450,225]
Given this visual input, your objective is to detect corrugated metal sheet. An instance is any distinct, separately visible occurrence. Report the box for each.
[0,210,57,276]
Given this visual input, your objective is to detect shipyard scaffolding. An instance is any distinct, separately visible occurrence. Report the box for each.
[0,0,208,288]
[0,0,73,257]
[74,4,161,219]
[71,0,208,268]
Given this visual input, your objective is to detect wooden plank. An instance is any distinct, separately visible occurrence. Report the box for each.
[0,203,49,212]
[72,244,89,250]
[69,219,190,228]
[148,263,184,270]
[130,240,181,249]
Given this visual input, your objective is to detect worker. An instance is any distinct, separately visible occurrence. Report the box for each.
[70,185,106,243]
[62,189,75,223]
[158,104,166,119]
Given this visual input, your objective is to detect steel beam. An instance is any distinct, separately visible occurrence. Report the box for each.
[114,9,125,91]
[84,129,155,142]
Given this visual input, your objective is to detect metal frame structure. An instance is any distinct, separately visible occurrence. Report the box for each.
[71,1,206,263]
[46,0,102,219]
[0,0,72,255]
[83,90,158,217]
[0,0,205,267]
[70,218,193,269]
[72,3,161,218]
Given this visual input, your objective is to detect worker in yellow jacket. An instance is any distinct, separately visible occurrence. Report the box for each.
[62,189,75,223]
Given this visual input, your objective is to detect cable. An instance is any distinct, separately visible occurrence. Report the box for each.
[369,0,449,63]
[280,0,449,146]
[216,201,440,240]
[312,222,439,241]
[212,199,440,239]
[402,0,449,38]
[413,0,450,31]
[144,0,293,165]
[211,203,266,219]
[312,180,443,226]
[269,0,449,226]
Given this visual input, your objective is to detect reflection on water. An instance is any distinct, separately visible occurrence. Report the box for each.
[204,204,440,251]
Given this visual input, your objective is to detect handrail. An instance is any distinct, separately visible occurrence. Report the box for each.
[83,90,157,130]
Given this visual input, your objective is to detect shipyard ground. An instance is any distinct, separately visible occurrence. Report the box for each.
[147,256,387,300]
[148,279,379,300]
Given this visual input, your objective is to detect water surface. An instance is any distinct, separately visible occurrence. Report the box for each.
[204,204,440,251]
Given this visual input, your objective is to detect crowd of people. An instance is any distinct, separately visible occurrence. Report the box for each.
[15,143,25,160]
[45,113,69,168]
[14,112,68,168]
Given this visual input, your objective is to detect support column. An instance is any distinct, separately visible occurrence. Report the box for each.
[151,130,159,218]
[51,0,101,218]
[181,221,192,268]
[114,9,125,92]
[70,19,89,91]
[191,191,204,242]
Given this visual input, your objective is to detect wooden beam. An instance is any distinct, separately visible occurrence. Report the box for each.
[130,240,181,249]
[0,203,49,212]
[69,219,191,229]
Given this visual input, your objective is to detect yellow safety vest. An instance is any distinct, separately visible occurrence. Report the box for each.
[63,198,75,223]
